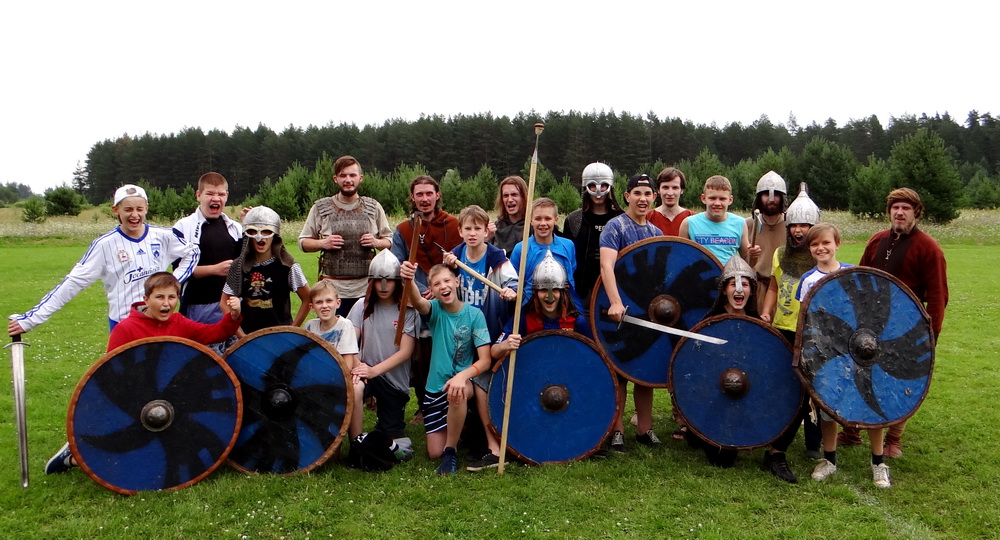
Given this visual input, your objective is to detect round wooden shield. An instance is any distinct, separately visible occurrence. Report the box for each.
[794,267,934,428]
[67,337,242,495]
[224,326,353,474]
[590,237,722,387]
[488,331,621,464]
[670,315,802,450]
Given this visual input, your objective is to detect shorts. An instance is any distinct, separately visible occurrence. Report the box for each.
[471,369,493,392]
[422,391,449,434]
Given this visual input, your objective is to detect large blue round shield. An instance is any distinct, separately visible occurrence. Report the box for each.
[488,331,620,464]
[670,315,802,449]
[68,337,241,495]
[591,237,722,387]
[795,267,934,428]
[225,327,353,474]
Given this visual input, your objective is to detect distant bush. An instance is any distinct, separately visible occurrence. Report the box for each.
[45,185,85,216]
[21,195,46,223]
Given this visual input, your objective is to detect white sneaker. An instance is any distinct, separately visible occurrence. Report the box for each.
[872,463,891,488]
[811,459,837,481]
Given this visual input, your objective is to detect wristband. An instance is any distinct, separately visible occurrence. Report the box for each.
[471,365,481,377]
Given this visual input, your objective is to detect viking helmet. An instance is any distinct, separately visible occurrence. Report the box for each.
[785,183,821,226]
[582,162,614,198]
[369,249,401,280]
[721,256,756,294]
[242,206,281,234]
[533,249,569,290]
[756,171,787,200]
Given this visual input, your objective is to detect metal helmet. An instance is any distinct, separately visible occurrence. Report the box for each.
[756,171,787,200]
[720,256,756,294]
[242,206,281,234]
[582,162,614,198]
[369,249,401,280]
[533,249,569,290]
[785,182,821,226]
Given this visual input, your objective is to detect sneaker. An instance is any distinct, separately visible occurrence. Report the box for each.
[805,448,823,460]
[884,439,903,459]
[811,459,837,481]
[590,446,611,460]
[436,450,459,476]
[466,452,500,472]
[610,430,626,453]
[635,429,662,447]
[45,443,75,474]
[762,451,797,484]
[872,463,891,488]
[837,429,863,447]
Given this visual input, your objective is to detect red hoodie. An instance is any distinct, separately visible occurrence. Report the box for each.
[107,302,242,352]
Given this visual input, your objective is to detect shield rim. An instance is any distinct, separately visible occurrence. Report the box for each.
[224,325,355,475]
[67,336,243,495]
[793,266,935,429]
[669,314,802,450]
[589,236,722,387]
[487,329,622,465]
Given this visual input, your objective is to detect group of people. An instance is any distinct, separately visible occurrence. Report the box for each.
[9,156,948,488]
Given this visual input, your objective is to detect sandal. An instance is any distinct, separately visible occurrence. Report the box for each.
[672,426,688,441]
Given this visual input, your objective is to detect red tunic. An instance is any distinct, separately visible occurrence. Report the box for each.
[394,210,462,272]
[107,302,242,352]
[860,227,948,338]
[648,208,693,237]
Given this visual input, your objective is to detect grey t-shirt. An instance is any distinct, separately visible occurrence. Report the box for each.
[346,299,417,394]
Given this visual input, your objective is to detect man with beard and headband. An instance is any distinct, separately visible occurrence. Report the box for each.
[300,155,394,317]
[837,188,948,459]
[486,175,528,256]
[759,183,823,481]
[561,162,623,308]
[745,171,788,313]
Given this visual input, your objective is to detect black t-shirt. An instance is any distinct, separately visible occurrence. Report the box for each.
[569,210,618,304]
[183,217,241,306]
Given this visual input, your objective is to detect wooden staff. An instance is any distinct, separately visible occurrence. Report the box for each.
[498,122,544,474]
[395,214,422,346]
[432,241,505,295]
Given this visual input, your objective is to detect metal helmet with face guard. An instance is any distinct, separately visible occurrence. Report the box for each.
[369,249,401,280]
[533,249,569,291]
[756,171,787,200]
[242,206,281,235]
[582,162,614,199]
[785,182,821,226]
[720,255,756,294]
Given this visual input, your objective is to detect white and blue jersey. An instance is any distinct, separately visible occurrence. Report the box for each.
[13,224,199,331]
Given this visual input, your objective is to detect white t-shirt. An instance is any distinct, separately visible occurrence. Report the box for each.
[304,316,359,357]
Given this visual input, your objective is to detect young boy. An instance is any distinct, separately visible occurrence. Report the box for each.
[46,272,241,474]
[510,198,584,313]
[796,223,891,488]
[561,162,624,305]
[346,250,418,459]
[221,206,311,336]
[600,174,664,452]
[760,183,823,478]
[399,261,492,476]
[441,204,518,471]
[647,167,693,236]
[303,280,362,453]
[679,175,760,266]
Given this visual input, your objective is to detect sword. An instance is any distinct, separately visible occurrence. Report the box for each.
[611,306,728,345]
[431,241,506,295]
[6,330,29,488]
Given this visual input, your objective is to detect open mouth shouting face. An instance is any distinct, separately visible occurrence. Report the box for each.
[114,197,148,238]
[724,277,752,313]
[245,227,275,255]
[197,186,229,219]
[144,287,179,322]
[501,184,523,218]
[535,288,562,318]
[430,269,458,305]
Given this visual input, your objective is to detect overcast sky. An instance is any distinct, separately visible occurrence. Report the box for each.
[2,1,994,195]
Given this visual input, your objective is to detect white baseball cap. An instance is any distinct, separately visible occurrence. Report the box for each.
[113,184,148,206]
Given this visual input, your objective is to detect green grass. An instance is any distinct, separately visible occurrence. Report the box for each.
[0,221,997,538]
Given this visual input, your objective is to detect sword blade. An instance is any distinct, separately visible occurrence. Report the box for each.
[7,336,29,488]
[620,315,728,345]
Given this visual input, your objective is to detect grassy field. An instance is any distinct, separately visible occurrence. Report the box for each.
[1,210,998,539]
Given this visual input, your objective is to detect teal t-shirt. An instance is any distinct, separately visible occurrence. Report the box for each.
[425,300,491,393]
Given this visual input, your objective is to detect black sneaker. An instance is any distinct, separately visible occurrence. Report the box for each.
[635,429,662,447]
[466,452,500,472]
[762,451,797,484]
[45,443,75,474]
[610,430,626,453]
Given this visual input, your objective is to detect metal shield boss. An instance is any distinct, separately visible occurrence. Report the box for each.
[68,338,242,495]
[794,267,934,428]
[225,327,354,474]
[590,237,722,386]
[670,315,802,449]
[488,331,620,464]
